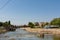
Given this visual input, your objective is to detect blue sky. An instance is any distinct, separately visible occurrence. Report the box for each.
[0,0,60,25]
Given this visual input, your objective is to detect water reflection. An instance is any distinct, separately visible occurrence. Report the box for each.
[53,35,60,40]
[0,28,41,40]
[0,28,60,40]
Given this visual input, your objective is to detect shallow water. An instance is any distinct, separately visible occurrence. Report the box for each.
[0,28,60,40]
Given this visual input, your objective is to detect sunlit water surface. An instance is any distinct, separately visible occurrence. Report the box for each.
[0,28,60,40]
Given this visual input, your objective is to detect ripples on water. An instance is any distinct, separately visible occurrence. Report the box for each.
[0,28,60,40]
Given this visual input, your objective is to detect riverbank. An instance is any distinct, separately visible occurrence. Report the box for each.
[0,28,16,34]
[0,29,7,34]
[22,28,60,35]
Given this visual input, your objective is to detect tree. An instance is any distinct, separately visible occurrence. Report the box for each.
[28,22,35,28]
[45,22,49,25]
[50,18,60,26]
[0,22,3,26]
[35,22,39,26]
[2,21,11,29]
[8,20,11,25]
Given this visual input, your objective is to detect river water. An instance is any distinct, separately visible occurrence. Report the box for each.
[0,28,60,40]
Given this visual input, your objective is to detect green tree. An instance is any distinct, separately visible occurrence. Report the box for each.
[3,21,11,28]
[50,18,60,26]
[8,20,11,25]
[45,22,49,25]
[0,22,3,26]
[28,22,35,28]
[35,22,39,26]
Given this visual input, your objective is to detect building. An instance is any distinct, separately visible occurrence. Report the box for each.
[44,25,59,29]
[39,22,48,28]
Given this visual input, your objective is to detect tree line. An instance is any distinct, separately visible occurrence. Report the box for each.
[0,21,16,31]
[28,18,60,28]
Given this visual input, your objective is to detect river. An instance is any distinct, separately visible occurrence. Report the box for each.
[0,28,60,40]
